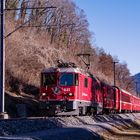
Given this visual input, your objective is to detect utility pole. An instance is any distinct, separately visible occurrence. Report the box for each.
[135,81,138,97]
[0,2,56,118]
[0,0,7,118]
[113,61,118,87]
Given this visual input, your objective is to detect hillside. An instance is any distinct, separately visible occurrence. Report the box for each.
[5,0,135,96]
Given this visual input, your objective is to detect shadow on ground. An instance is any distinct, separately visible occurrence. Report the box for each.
[15,127,105,140]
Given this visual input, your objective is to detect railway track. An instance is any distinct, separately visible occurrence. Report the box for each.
[0,113,139,139]
[0,113,139,122]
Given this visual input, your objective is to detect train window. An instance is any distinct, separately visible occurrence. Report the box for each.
[84,78,88,88]
[59,73,77,86]
[121,93,130,102]
[41,73,56,86]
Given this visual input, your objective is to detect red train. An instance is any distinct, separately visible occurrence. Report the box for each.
[39,61,140,115]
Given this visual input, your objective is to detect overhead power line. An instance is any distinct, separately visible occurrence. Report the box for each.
[4,6,56,38]
[5,7,55,11]
[21,23,75,28]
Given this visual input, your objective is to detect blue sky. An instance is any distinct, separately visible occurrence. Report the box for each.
[73,0,140,75]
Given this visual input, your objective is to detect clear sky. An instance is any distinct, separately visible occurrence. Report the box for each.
[73,0,140,75]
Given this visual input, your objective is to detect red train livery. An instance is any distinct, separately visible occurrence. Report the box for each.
[39,61,140,115]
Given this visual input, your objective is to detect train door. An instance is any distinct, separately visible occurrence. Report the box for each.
[80,75,89,101]
[73,73,80,101]
[119,90,121,113]
[114,87,120,112]
[77,73,82,101]
[77,74,87,101]
[102,83,106,110]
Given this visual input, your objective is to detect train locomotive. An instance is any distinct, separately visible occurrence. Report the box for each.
[39,60,140,115]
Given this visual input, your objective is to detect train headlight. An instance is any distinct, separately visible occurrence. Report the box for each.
[42,93,46,96]
[68,93,74,97]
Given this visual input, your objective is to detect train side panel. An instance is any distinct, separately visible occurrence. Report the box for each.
[120,89,132,112]
[114,87,121,112]
[78,73,92,103]
[102,84,115,113]
[132,96,140,112]
[92,78,103,114]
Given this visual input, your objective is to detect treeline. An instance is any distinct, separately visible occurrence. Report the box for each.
[5,0,135,94]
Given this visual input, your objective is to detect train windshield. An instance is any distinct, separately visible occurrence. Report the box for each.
[41,73,56,86]
[59,73,78,86]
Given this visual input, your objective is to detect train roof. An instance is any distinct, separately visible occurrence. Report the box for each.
[119,88,132,95]
[120,88,140,99]
[42,67,105,87]
[42,66,103,79]
[42,66,90,75]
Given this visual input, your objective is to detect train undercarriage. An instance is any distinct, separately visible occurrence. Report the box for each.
[39,100,120,116]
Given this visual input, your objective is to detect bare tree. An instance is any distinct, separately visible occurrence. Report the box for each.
[116,63,135,92]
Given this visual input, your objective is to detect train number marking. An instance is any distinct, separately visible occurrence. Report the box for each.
[82,93,88,97]
[63,88,70,92]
